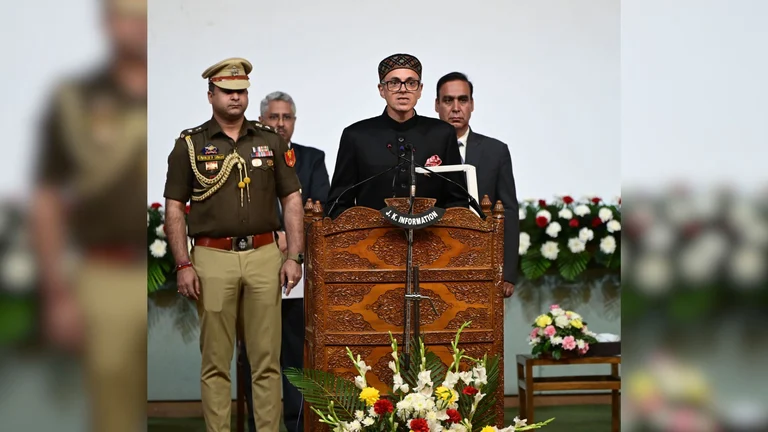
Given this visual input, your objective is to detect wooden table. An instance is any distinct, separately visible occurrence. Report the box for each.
[516,354,621,432]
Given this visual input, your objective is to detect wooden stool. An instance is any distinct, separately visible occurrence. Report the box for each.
[516,354,621,432]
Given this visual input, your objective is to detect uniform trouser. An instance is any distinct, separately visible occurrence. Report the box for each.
[241,297,305,432]
[193,242,283,432]
[76,258,147,432]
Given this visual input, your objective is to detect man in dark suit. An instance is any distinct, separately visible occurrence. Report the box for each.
[326,53,468,218]
[435,72,519,297]
[238,91,330,432]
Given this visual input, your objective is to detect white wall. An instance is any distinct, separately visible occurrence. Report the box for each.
[147,0,620,203]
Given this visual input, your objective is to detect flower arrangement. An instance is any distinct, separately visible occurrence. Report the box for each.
[528,305,599,360]
[147,202,191,294]
[285,322,554,432]
[519,195,621,280]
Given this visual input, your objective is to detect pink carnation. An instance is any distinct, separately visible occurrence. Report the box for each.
[562,336,576,350]
[529,328,540,339]
[578,343,590,355]
[549,304,560,311]
[544,325,557,337]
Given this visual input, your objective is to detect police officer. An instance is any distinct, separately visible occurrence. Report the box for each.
[326,53,469,218]
[162,57,304,432]
[31,0,147,431]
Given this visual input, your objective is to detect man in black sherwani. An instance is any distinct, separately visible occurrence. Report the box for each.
[326,53,469,218]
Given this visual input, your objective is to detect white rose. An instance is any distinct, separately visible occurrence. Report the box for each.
[606,220,621,233]
[558,208,573,220]
[519,232,531,255]
[541,241,560,260]
[579,227,594,242]
[149,239,167,258]
[519,208,527,220]
[600,235,617,254]
[598,207,614,223]
[554,315,570,328]
[545,222,562,238]
[568,237,586,253]
[536,209,552,223]
[574,204,591,217]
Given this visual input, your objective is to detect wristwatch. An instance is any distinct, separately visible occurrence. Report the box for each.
[287,253,304,265]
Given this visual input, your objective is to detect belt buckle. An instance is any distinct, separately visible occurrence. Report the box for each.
[232,236,251,251]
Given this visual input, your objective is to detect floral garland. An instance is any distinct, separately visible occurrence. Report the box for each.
[519,195,621,280]
[285,322,554,432]
[528,305,599,360]
[147,202,190,294]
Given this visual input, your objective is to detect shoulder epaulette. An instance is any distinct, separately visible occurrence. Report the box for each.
[178,123,207,139]
[250,120,277,133]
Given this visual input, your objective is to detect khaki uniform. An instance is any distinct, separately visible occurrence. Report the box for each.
[37,68,148,432]
[163,57,301,432]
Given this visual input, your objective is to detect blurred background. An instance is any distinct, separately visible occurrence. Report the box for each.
[1,0,767,431]
[1,0,147,431]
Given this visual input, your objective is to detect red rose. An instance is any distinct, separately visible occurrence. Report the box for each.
[591,197,601,204]
[562,195,574,204]
[446,408,461,423]
[150,202,162,209]
[409,418,429,432]
[462,386,479,396]
[535,216,549,228]
[373,399,393,415]
[569,219,579,228]
[591,217,602,227]
[185,204,191,214]
[538,199,547,207]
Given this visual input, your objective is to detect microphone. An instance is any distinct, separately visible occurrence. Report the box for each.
[389,148,487,219]
[326,152,406,219]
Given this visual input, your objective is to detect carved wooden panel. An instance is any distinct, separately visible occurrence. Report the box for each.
[302,197,506,432]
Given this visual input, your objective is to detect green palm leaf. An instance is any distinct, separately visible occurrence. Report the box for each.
[557,250,590,281]
[283,367,366,421]
[521,249,551,280]
[468,355,501,431]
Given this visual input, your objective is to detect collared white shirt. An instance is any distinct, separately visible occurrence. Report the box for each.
[457,129,469,163]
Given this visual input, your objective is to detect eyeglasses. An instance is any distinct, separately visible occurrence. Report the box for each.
[382,79,421,92]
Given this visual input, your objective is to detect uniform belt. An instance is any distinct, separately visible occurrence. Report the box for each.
[194,232,275,252]
[85,246,143,262]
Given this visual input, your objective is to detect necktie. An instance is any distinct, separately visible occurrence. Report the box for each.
[458,140,465,164]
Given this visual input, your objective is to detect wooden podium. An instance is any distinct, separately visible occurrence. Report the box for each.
[301,196,506,431]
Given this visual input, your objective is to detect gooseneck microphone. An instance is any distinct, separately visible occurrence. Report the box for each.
[388,143,487,219]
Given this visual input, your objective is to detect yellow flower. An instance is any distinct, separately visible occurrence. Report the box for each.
[435,386,452,401]
[358,386,380,406]
[535,314,552,328]
[480,426,496,432]
[435,386,459,403]
[570,319,583,329]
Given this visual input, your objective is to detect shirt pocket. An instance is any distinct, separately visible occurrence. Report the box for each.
[249,156,275,190]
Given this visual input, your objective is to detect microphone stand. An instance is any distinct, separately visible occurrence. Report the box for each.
[402,144,417,370]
